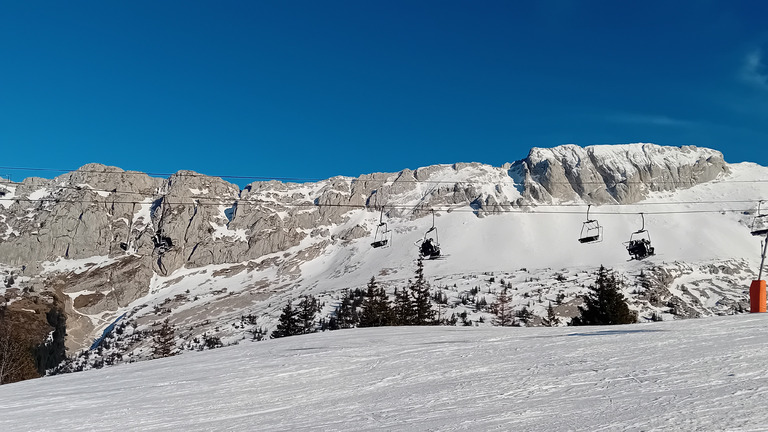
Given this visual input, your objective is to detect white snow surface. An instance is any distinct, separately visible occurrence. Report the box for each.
[3,315,768,431]
[41,255,120,275]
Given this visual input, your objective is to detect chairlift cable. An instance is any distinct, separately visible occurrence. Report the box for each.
[4,164,768,186]
[0,196,764,216]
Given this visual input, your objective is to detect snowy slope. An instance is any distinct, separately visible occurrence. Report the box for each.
[2,314,768,431]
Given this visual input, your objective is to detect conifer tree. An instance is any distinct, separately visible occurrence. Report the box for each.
[297,295,320,334]
[334,290,359,329]
[638,269,659,306]
[392,286,415,326]
[152,319,176,359]
[410,257,436,325]
[359,277,392,327]
[516,306,533,326]
[542,302,560,327]
[491,285,515,326]
[572,265,638,326]
[272,301,301,338]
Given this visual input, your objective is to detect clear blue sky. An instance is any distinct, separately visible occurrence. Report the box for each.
[2,1,768,187]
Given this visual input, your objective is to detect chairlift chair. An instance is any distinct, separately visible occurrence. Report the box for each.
[625,213,655,260]
[371,208,392,248]
[417,209,441,259]
[751,201,768,237]
[153,232,173,254]
[578,204,603,244]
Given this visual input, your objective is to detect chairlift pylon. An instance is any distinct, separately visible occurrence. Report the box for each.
[371,207,392,248]
[751,200,768,237]
[416,209,441,259]
[578,204,603,244]
[625,212,655,260]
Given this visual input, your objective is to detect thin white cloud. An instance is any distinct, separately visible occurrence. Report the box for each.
[741,49,768,89]
[608,113,696,128]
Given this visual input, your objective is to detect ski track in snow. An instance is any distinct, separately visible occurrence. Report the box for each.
[3,315,768,431]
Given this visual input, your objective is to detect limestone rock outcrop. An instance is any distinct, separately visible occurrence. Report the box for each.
[518,144,727,204]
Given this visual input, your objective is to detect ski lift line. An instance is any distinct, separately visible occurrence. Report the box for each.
[1,195,766,211]
[0,195,763,210]
[0,196,758,216]
[3,164,768,186]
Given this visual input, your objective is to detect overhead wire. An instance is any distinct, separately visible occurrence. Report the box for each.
[2,164,768,186]
[0,195,762,216]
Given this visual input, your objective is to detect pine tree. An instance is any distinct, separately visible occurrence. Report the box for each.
[542,302,560,327]
[515,306,533,326]
[359,277,392,327]
[334,290,359,329]
[491,285,515,326]
[152,319,175,359]
[638,269,659,306]
[297,295,320,334]
[392,286,415,326]
[572,265,638,326]
[410,257,436,325]
[272,301,301,338]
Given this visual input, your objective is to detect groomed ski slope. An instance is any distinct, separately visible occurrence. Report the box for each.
[3,314,768,431]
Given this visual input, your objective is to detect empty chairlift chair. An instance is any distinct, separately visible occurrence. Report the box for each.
[578,204,603,244]
[371,208,392,248]
[751,201,768,237]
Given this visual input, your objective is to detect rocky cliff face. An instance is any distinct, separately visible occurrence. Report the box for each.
[516,143,728,204]
[0,143,731,352]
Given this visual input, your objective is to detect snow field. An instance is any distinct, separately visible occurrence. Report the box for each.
[3,314,768,431]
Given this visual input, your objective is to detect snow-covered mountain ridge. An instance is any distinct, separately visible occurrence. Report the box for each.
[0,143,762,368]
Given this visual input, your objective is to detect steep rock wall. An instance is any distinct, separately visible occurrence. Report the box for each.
[519,144,727,204]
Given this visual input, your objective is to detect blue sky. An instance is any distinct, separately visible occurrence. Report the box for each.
[2,1,768,187]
